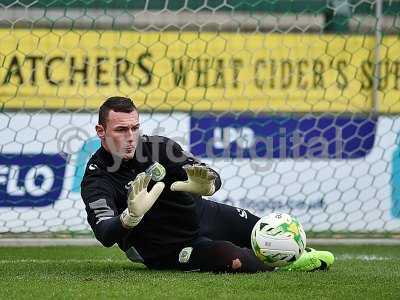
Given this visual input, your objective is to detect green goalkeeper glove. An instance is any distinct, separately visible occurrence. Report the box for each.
[170,164,217,196]
[120,172,165,228]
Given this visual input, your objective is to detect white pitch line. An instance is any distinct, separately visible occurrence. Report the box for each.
[336,254,400,261]
[0,238,101,247]
[309,238,400,246]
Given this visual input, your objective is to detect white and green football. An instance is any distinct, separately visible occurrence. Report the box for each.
[251,212,306,267]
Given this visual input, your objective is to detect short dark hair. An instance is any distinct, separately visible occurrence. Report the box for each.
[98,96,137,127]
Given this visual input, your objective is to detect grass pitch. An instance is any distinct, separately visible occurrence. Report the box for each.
[0,244,399,300]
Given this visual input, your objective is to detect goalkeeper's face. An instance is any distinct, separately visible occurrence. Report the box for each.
[96,110,140,160]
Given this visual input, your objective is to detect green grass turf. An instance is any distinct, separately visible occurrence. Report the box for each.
[0,244,399,300]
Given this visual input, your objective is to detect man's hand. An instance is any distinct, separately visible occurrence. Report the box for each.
[170,164,217,196]
[120,172,165,228]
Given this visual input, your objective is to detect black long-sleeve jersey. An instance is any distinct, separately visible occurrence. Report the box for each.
[81,135,221,263]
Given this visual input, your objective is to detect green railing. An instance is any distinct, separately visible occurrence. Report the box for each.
[0,0,398,15]
[1,1,399,32]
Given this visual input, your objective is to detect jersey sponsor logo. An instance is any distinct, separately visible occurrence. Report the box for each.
[190,114,376,159]
[0,154,66,207]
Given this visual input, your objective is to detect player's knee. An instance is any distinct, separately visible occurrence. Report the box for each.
[212,241,244,271]
[231,258,242,270]
[213,241,269,273]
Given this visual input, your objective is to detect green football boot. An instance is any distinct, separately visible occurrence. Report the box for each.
[308,247,335,270]
[278,247,334,272]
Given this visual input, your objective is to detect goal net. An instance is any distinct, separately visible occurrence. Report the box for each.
[1,0,400,237]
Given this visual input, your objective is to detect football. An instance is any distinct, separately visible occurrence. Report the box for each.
[251,212,306,267]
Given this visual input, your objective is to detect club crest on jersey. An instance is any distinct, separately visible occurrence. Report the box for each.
[145,162,166,182]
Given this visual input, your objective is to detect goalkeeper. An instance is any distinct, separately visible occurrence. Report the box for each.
[81,96,334,273]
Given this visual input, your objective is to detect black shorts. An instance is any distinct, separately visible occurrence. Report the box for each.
[197,199,260,248]
[144,201,270,273]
